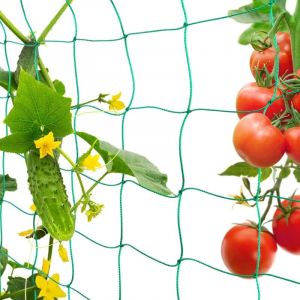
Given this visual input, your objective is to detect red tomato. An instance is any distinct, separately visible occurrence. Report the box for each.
[233,113,285,168]
[236,82,285,120]
[250,32,293,78]
[284,127,300,164]
[292,93,300,112]
[221,224,277,276]
[272,195,300,254]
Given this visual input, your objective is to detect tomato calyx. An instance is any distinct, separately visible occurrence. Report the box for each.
[250,31,272,52]
[254,66,275,88]
[235,220,270,234]
[273,204,300,224]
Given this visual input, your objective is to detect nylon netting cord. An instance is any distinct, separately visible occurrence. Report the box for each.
[0,0,298,299]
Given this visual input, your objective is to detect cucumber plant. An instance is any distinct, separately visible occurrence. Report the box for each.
[0,2,173,298]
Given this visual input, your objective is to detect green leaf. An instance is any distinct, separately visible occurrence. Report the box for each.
[0,174,17,198]
[261,167,272,181]
[14,46,36,85]
[220,162,271,182]
[53,79,66,96]
[279,167,290,179]
[0,67,17,92]
[7,274,39,300]
[294,167,300,182]
[0,133,34,154]
[5,70,73,140]
[228,4,270,23]
[76,132,173,196]
[220,162,259,177]
[0,247,8,276]
[228,1,284,24]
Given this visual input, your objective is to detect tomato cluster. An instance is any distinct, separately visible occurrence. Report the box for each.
[233,32,300,168]
[221,32,300,277]
[222,197,300,276]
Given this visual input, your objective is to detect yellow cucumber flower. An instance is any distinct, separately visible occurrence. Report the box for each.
[81,154,101,171]
[108,92,125,112]
[36,273,66,300]
[34,131,61,159]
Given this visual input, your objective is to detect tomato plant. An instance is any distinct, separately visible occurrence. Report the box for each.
[236,82,285,119]
[272,196,300,254]
[224,0,300,281]
[250,32,293,78]
[233,113,285,168]
[221,224,277,276]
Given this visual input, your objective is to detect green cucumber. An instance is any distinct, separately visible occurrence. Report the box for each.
[26,150,75,241]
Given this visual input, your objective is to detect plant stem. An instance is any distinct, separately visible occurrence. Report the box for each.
[38,57,55,89]
[38,0,74,43]
[71,97,110,110]
[268,11,289,39]
[0,286,37,300]
[0,11,29,43]
[47,236,54,275]
[70,171,108,213]
[56,147,88,205]
[260,159,289,224]
[71,98,99,109]
[0,11,56,90]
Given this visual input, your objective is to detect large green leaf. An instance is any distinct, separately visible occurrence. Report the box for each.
[228,4,270,23]
[7,274,39,300]
[5,70,73,141]
[76,132,173,196]
[0,175,17,198]
[0,132,35,154]
[0,67,17,92]
[0,247,8,276]
[220,162,272,182]
[228,1,284,24]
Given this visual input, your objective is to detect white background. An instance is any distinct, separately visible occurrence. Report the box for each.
[1,0,300,299]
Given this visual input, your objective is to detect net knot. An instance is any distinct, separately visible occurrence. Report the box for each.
[177,259,182,265]
[177,189,184,196]
[268,0,276,5]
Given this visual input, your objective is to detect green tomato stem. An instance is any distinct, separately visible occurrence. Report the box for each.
[268,11,289,39]
[260,159,289,224]
[38,0,74,43]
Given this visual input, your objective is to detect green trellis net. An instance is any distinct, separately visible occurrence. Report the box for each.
[0,0,298,299]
